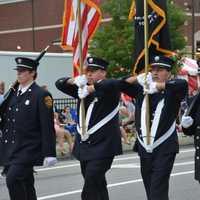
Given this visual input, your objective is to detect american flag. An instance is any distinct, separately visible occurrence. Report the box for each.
[61,0,102,76]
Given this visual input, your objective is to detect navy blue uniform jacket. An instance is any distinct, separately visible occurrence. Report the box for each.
[55,78,123,161]
[0,82,56,166]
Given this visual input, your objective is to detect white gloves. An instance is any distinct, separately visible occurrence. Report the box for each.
[74,75,88,87]
[43,157,57,167]
[74,75,89,99]
[137,73,158,94]
[78,85,89,99]
[181,115,194,128]
[143,82,158,94]
[137,72,153,86]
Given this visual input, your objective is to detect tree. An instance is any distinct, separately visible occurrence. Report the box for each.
[89,0,187,78]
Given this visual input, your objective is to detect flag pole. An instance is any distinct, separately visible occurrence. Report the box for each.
[144,0,151,146]
[77,0,86,136]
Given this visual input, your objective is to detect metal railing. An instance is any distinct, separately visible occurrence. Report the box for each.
[54,98,77,112]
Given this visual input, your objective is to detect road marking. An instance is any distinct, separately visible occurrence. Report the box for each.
[36,148,194,172]
[37,170,194,200]
[111,161,194,169]
[174,161,194,166]
[112,163,140,169]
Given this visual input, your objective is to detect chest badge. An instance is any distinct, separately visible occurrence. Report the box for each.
[25,100,30,105]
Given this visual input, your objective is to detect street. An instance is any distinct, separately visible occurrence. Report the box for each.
[0,146,199,200]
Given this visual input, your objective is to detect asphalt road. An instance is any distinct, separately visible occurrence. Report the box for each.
[0,146,199,200]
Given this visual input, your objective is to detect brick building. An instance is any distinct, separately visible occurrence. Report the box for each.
[173,0,200,53]
[0,0,199,53]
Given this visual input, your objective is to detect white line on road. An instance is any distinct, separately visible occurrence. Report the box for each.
[111,161,194,169]
[37,170,194,200]
[36,148,194,172]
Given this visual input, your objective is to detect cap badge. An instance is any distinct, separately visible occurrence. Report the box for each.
[89,58,93,63]
[18,58,22,63]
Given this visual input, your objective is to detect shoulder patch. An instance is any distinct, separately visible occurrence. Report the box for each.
[44,96,53,109]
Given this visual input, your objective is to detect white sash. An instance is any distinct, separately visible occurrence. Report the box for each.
[137,121,176,152]
[77,98,119,141]
[140,98,176,152]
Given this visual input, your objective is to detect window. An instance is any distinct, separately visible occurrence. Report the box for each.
[194,0,200,13]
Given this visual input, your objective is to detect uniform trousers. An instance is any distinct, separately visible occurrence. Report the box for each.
[140,153,176,200]
[80,157,114,200]
[4,164,37,200]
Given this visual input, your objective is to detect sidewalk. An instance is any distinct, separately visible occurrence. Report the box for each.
[57,132,194,159]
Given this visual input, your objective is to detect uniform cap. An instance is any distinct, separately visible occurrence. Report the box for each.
[150,55,174,70]
[14,57,39,71]
[14,45,50,71]
[87,57,109,71]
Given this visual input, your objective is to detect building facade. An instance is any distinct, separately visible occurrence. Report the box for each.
[173,0,200,53]
[0,0,199,53]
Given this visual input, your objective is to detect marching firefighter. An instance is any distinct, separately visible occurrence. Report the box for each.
[55,56,123,200]
[0,47,57,200]
[123,55,188,200]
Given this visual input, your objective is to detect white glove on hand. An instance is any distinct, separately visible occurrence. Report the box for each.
[78,85,89,99]
[43,157,57,167]
[137,72,153,86]
[181,115,194,128]
[143,81,158,94]
[74,75,88,87]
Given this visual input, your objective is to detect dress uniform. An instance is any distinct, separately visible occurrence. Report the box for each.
[123,55,188,200]
[0,55,56,200]
[181,90,200,183]
[55,57,123,200]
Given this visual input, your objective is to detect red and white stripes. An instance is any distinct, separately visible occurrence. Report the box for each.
[61,0,102,76]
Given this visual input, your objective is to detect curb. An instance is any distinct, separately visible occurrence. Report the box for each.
[57,133,194,159]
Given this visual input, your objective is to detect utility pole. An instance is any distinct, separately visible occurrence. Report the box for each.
[192,0,195,59]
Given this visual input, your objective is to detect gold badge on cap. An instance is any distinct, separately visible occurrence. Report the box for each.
[44,96,53,108]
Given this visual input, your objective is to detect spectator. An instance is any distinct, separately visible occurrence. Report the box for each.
[54,112,74,156]
[61,106,75,124]
[119,105,131,144]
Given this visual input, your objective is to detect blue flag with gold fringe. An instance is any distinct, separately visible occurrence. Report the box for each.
[129,0,173,74]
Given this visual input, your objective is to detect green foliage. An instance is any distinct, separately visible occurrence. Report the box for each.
[89,0,187,78]
[171,51,184,75]
[168,1,187,50]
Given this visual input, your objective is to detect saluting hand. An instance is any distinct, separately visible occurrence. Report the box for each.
[74,75,88,87]
[143,82,158,94]
[78,85,89,99]
[137,72,153,86]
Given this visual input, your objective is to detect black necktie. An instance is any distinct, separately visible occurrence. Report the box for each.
[17,90,22,96]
